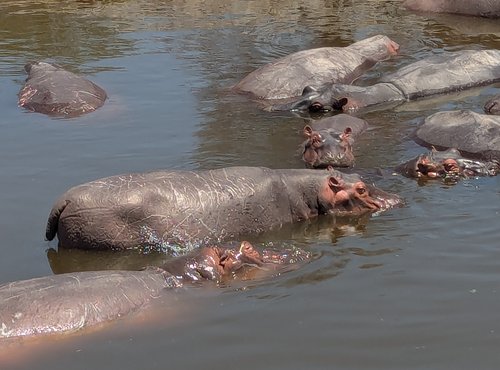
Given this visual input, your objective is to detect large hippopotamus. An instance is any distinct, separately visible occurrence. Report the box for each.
[403,0,500,18]
[45,167,402,251]
[397,148,499,182]
[18,61,107,117]
[484,95,500,115]
[414,110,500,161]
[233,35,399,101]
[0,241,309,340]
[268,50,500,112]
[300,114,369,168]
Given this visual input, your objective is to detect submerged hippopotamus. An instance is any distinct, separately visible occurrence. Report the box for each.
[18,61,107,117]
[397,148,499,182]
[269,50,500,112]
[404,0,500,18]
[0,241,310,340]
[233,35,399,101]
[45,167,402,251]
[484,95,500,115]
[414,110,500,161]
[300,114,369,168]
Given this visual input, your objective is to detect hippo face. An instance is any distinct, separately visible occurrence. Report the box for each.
[301,125,355,168]
[219,241,264,274]
[267,86,348,112]
[318,174,397,216]
[398,148,500,181]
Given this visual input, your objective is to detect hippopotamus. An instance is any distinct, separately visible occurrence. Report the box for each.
[484,95,500,115]
[397,148,499,182]
[300,114,369,168]
[0,241,310,340]
[18,61,107,117]
[268,50,500,112]
[233,35,399,101]
[404,0,500,18]
[45,167,402,251]
[414,110,500,161]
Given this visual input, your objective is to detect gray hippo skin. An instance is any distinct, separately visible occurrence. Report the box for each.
[0,241,309,340]
[300,114,369,168]
[397,148,499,182]
[45,167,402,251]
[270,50,500,112]
[404,0,500,18]
[233,35,399,100]
[18,62,107,117]
[484,95,500,115]
[414,110,500,161]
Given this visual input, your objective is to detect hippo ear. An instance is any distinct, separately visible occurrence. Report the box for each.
[302,86,317,96]
[303,125,313,138]
[332,98,348,110]
[340,127,352,140]
[327,176,344,191]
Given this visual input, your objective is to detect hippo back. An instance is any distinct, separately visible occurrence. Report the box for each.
[382,50,500,100]
[414,110,500,161]
[18,62,107,117]
[0,270,170,339]
[234,35,396,100]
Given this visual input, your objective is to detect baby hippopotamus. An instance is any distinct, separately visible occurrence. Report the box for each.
[300,114,369,168]
[397,148,499,182]
[18,61,107,117]
[0,241,310,341]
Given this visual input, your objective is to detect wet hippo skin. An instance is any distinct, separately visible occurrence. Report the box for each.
[18,61,107,117]
[269,50,500,113]
[233,35,399,100]
[45,166,402,251]
[404,0,500,18]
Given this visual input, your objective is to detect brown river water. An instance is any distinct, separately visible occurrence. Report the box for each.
[0,1,499,369]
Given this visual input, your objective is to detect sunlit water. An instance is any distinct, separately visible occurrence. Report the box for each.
[0,1,499,369]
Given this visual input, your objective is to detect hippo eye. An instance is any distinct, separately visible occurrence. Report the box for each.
[309,102,323,112]
[356,186,366,195]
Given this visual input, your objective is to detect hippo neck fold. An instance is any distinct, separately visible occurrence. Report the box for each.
[275,169,330,219]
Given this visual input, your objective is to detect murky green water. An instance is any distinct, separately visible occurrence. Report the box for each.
[0,1,499,369]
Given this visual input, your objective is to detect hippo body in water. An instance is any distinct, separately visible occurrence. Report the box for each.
[45,167,402,251]
[18,62,107,117]
[233,35,399,101]
[404,0,500,18]
[414,110,500,161]
[270,50,500,112]
[0,242,309,340]
[484,95,500,115]
[300,114,369,168]
[397,148,499,182]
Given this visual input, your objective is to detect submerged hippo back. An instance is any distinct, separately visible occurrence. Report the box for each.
[382,50,500,100]
[0,270,169,339]
[414,110,500,161]
[47,167,304,250]
[18,61,107,117]
[234,35,397,100]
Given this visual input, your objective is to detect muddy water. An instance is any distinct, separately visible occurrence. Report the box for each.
[0,1,499,369]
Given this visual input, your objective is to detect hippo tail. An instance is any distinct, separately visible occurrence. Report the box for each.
[45,199,69,241]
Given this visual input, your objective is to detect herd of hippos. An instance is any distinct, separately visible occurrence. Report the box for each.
[1,0,500,347]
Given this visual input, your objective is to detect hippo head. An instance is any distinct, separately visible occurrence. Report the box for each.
[301,125,355,168]
[218,241,264,275]
[398,148,500,181]
[268,86,348,113]
[318,173,398,216]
